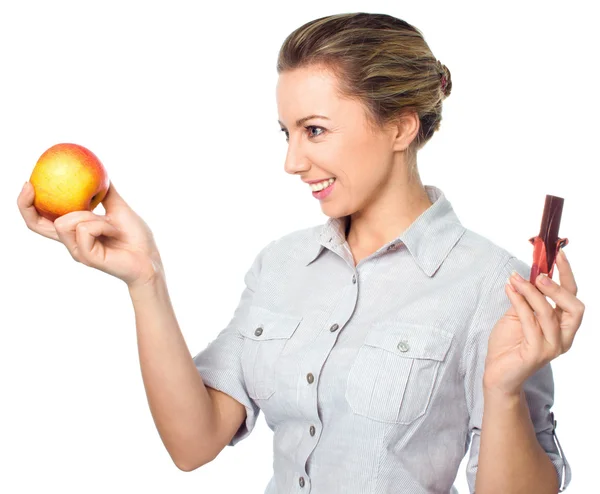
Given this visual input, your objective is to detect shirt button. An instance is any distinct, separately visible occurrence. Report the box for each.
[352,274,356,284]
[397,340,410,352]
[309,425,316,436]
[254,327,263,336]
[306,373,314,384]
[329,323,339,332]
[299,477,305,488]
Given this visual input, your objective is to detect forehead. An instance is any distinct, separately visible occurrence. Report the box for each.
[276,66,343,122]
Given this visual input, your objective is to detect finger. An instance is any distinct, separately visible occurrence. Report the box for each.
[534,270,584,323]
[506,279,544,349]
[17,182,60,241]
[534,267,585,353]
[556,248,577,296]
[509,272,560,349]
[54,211,111,262]
[75,220,120,268]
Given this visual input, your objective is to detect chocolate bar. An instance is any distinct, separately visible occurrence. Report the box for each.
[529,194,569,284]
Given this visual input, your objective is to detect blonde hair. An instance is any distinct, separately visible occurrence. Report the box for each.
[276,12,451,163]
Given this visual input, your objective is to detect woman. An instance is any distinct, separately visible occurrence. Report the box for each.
[17,12,584,494]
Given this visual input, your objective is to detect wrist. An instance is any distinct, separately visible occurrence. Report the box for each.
[483,383,525,405]
[127,267,165,301]
[129,252,164,285]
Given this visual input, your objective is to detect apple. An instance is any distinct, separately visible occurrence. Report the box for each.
[29,143,110,222]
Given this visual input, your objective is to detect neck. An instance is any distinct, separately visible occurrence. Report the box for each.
[345,179,433,250]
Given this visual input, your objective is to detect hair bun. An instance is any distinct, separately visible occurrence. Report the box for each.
[437,60,452,97]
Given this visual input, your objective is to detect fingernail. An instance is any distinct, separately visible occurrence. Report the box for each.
[559,247,567,261]
[537,273,552,286]
[511,270,524,282]
[22,181,28,191]
[509,279,522,294]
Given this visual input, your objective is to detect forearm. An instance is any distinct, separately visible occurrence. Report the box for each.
[128,274,218,470]
[475,386,559,494]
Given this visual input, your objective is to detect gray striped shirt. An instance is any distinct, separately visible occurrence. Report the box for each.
[193,184,571,493]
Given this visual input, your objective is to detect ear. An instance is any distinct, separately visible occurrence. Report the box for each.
[390,111,420,152]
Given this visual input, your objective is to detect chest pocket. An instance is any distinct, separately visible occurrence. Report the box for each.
[239,305,302,400]
[345,322,453,424]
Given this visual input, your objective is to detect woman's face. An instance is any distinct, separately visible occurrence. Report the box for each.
[276,65,407,218]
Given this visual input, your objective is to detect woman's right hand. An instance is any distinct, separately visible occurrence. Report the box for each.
[17,181,164,288]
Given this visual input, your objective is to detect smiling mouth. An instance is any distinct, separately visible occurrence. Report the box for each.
[309,177,336,191]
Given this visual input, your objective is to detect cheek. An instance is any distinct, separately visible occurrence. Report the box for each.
[343,164,380,187]
[327,139,384,191]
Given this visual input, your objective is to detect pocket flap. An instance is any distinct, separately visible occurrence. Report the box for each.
[364,323,453,361]
[241,305,303,341]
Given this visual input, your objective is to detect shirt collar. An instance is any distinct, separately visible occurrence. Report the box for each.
[303,185,466,277]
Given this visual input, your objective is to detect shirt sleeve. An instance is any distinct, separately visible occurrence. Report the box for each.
[461,255,572,492]
[192,239,276,447]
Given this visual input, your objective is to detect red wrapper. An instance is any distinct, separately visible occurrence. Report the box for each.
[529,194,569,285]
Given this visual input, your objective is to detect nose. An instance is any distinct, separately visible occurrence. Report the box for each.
[283,136,311,176]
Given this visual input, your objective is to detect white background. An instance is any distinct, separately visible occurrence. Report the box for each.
[1,0,597,492]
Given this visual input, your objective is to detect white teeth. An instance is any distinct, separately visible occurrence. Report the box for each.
[310,178,335,191]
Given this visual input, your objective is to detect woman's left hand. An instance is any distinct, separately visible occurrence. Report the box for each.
[483,249,585,397]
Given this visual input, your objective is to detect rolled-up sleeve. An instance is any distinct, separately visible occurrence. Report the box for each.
[462,255,572,492]
[192,239,276,447]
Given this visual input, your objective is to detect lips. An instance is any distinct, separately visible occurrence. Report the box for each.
[312,178,336,199]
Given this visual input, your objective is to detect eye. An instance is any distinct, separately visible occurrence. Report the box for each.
[279,125,325,142]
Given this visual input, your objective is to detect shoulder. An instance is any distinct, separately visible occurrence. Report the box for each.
[459,227,531,283]
[260,223,322,265]
[458,230,533,370]
[456,229,535,351]
[273,223,321,248]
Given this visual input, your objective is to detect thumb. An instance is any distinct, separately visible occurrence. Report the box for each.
[101,181,129,210]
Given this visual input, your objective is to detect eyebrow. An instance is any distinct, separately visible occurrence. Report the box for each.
[278,114,331,129]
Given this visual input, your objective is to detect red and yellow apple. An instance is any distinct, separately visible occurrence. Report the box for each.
[29,143,110,222]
